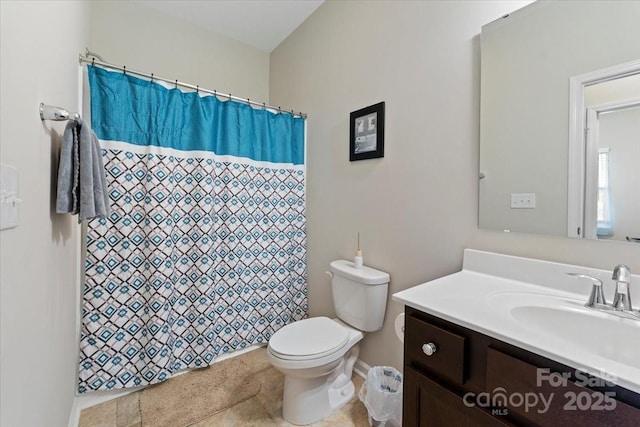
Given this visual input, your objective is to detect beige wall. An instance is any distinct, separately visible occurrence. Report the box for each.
[90,1,270,102]
[270,0,640,372]
[0,1,90,426]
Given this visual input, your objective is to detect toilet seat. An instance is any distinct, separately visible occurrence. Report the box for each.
[269,317,350,361]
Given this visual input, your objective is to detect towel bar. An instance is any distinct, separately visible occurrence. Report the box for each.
[40,103,80,121]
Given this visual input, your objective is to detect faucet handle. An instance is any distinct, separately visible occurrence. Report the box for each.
[612,264,631,283]
[566,273,606,307]
[612,265,633,311]
[566,273,603,285]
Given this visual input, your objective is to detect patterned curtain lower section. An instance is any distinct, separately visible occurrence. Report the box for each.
[79,142,306,392]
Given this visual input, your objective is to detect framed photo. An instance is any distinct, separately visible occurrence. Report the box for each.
[350,101,385,161]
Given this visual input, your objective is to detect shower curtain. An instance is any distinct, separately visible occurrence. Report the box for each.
[79,66,307,392]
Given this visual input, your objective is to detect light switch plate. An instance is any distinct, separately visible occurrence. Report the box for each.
[1,164,19,230]
[510,193,536,209]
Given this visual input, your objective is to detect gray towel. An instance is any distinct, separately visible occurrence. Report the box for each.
[56,118,111,221]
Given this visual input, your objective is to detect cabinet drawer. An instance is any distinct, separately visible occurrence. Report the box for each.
[486,347,640,426]
[405,314,466,385]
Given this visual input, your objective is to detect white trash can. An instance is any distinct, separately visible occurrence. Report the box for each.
[358,366,403,427]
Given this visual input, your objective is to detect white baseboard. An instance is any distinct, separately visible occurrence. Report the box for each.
[68,398,80,427]
[353,358,371,379]
[67,383,142,427]
[67,344,265,427]
[354,359,405,380]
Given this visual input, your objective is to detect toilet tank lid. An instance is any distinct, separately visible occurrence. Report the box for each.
[329,260,390,285]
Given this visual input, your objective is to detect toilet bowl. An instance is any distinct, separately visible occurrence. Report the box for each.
[267,317,364,425]
[267,260,390,425]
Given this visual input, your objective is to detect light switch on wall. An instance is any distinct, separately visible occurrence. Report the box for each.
[510,193,536,209]
[0,164,20,230]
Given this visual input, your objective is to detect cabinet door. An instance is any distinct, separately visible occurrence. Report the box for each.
[486,348,640,426]
[404,366,513,427]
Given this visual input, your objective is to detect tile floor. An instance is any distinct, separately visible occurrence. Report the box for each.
[78,347,370,427]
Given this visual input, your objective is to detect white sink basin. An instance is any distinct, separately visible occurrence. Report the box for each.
[393,250,640,394]
[487,292,640,368]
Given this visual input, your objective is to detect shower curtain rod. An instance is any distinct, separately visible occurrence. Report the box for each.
[78,55,307,118]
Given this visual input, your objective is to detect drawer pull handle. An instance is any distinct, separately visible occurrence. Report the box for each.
[422,342,437,356]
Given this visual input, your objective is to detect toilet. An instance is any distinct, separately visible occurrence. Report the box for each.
[267,260,390,425]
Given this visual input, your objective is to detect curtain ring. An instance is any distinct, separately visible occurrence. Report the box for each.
[278,107,281,114]
[247,98,250,107]
[228,93,232,101]
[91,58,95,66]
[196,85,199,94]
[123,65,126,75]
[262,102,266,110]
[151,73,154,82]
[175,80,178,88]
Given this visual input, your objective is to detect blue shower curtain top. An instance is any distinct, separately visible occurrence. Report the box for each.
[88,66,305,165]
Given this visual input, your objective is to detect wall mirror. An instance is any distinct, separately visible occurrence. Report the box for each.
[479,0,640,243]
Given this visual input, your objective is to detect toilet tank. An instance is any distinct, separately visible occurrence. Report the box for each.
[329,260,390,332]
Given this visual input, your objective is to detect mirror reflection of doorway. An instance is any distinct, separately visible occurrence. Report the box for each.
[568,63,640,241]
[583,102,640,241]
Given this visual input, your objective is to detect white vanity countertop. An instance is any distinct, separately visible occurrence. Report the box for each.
[392,249,640,394]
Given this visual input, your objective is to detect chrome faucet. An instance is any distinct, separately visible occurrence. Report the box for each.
[612,264,632,311]
[567,265,637,319]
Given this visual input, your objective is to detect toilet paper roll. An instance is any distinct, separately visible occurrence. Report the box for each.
[394,313,405,343]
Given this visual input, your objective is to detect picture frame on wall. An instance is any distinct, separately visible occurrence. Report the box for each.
[349,101,385,161]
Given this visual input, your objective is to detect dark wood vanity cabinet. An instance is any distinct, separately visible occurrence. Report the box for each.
[404,366,513,427]
[402,306,640,426]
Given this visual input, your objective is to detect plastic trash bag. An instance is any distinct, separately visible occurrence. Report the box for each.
[358,366,403,427]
